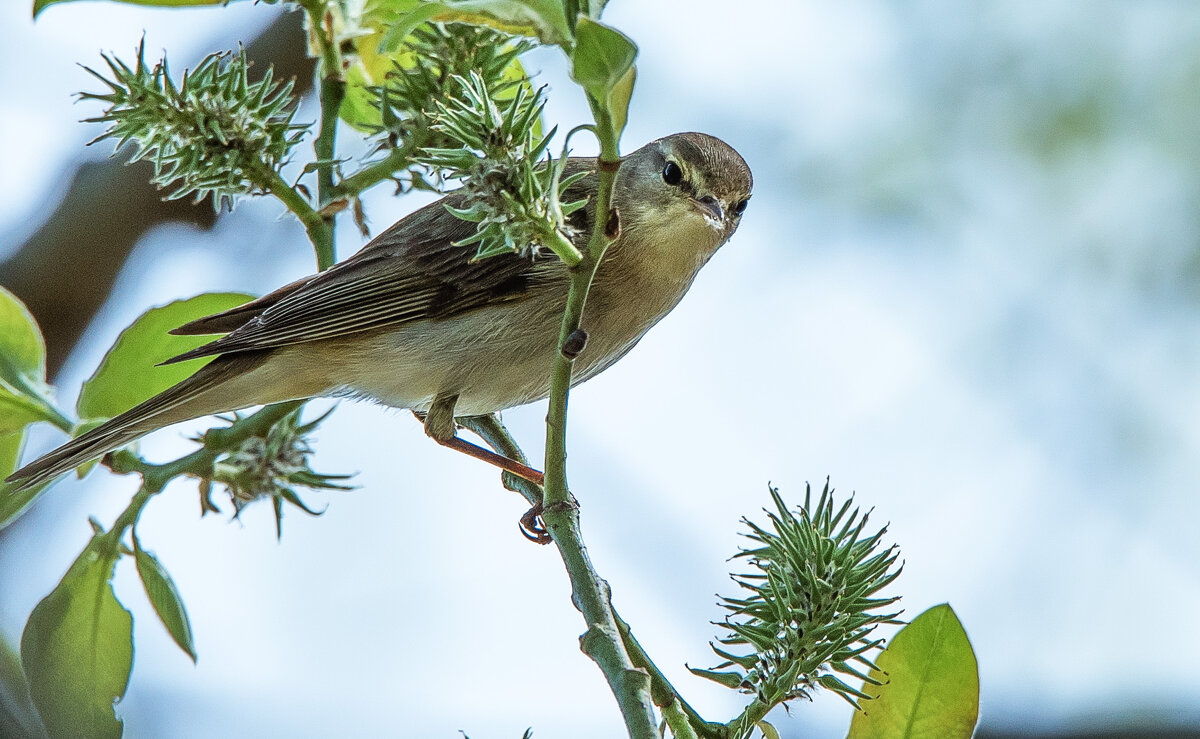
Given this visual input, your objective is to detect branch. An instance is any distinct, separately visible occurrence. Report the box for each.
[458,414,542,507]
[106,401,302,493]
[297,0,345,270]
[256,166,328,269]
[468,412,659,736]
[616,616,723,739]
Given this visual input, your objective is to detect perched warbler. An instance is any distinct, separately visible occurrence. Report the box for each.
[7,132,752,490]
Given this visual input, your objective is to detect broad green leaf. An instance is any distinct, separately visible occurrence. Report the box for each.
[0,392,48,434]
[76,293,253,422]
[0,287,45,382]
[0,633,45,739]
[846,604,979,739]
[133,535,196,663]
[21,538,132,739]
[380,0,572,49]
[0,479,51,534]
[0,288,64,433]
[0,430,24,479]
[570,17,636,143]
[33,0,227,18]
[1,430,54,534]
[571,17,635,100]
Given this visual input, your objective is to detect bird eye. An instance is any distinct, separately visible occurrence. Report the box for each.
[733,197,750,215]
[662,161,683,186]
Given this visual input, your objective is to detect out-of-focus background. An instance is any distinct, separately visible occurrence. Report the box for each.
[2,1,1199,737]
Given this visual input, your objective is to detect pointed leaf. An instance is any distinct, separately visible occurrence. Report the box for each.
[0,430,25,480]
[757,721,781,739]
[0,428,52,532]
[571,17,636,141]
[133,537,196,663]
[33,0,227,20]
[571,17,636,100]
[0,286,45,383]
[0,288,64,432]
[381,1,571,48]
[686,666,744,689]
[21,539,132,738]
[847,604,979,739]
[0,631,44,738]
[77,292,253,421]
[0,392,47,434]
[0,480,52,534]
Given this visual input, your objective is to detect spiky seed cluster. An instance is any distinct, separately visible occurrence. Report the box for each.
[418,72,587,260]
[81,42,306,210]
[694,482,903,716]
[370,23,531,162]
[350,23,533,194]
[204,408,352,539]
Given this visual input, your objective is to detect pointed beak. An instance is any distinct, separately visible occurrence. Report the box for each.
[694,195,724,223]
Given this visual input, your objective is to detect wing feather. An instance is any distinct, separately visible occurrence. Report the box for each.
[163,160,596,365]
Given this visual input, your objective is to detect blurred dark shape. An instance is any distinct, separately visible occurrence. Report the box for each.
[0,9,314,378]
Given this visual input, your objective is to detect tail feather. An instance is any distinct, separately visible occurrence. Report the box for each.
[5,354,268,491]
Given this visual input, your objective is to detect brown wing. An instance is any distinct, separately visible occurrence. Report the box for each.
[163,160,596,365]
[170,275,314,335]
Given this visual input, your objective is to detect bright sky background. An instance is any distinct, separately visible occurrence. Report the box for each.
[2,1,1200,737]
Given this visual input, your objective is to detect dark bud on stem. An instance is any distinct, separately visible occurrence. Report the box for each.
[561,329,588,359]
[604,207,620,240]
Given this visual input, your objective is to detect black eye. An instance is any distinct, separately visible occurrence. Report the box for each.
[662,161,683,186]
[733,197,750,215]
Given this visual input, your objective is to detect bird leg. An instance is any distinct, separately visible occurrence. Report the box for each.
[415,396,549,542]
[421,391,460,442]
[434,435,545,488]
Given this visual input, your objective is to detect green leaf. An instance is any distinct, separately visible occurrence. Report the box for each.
[380,0,572,49]
[757,721,781,739]
[76,293,253,422]
[606,64,635,144]
[570,17,637,143]
[0,631,44,739]
[570,17,636,99]
[0,392,48,434]
[0,481,52,535]
[0,429,55,534]
[686,666,744,689]
[0,429,24,480]
[376,1,442,54]
[21,538,133,739]
[133,535,196,663]
[0,288,65,434]
[0,287,45,382]
[846,604,979,739]
[33,0,227,19]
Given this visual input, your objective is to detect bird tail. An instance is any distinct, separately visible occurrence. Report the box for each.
[5,353,271,492]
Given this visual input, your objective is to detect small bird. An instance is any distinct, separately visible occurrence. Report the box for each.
[6,132,752,491]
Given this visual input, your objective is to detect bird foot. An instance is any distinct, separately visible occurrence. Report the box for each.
[519,502,550,545]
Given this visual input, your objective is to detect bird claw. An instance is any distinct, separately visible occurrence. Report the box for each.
[519,503,550,545]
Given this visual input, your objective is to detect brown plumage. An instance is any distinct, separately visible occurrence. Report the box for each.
[6,132,752,491]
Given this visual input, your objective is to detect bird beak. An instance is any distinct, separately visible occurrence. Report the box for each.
[693,195,724,223]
